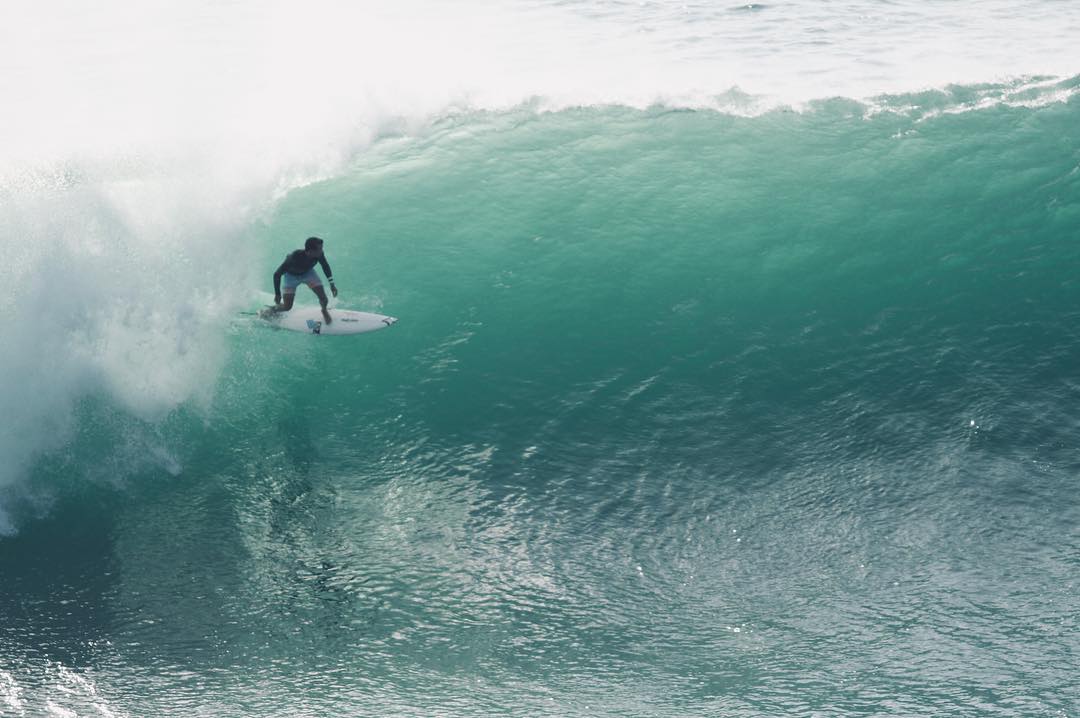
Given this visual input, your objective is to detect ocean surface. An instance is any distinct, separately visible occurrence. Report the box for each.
[2,1,1079,716]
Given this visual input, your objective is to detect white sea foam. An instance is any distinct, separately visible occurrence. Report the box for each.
[4,0,1080,165]
[0,157,251,496]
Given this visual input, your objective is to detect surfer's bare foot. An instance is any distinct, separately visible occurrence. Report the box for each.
[322,307,332,324]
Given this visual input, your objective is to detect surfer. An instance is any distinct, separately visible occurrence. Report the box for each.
[271,236,338,324]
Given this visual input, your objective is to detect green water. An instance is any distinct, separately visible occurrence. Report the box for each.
[2,96,1079,716]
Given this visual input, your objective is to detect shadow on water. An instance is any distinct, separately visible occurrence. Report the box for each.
[0,394,328,673]
[0,487,120,669]
[272,412,317,508]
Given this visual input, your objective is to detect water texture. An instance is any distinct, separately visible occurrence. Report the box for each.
[1,1,1078,716]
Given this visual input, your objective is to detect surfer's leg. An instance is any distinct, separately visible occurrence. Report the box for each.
[274,292,295,312]
[312,285,332,324]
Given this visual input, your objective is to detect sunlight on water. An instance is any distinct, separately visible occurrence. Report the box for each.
[2,1,1079,716]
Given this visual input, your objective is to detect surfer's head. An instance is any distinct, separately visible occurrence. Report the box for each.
[304,236,324,256]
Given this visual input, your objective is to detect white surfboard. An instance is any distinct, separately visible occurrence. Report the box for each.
[257,305,398,336]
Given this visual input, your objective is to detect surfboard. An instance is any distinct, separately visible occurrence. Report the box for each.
[255,305,398,336]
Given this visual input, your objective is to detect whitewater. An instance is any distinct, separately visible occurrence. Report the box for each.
[2,1,1079,716]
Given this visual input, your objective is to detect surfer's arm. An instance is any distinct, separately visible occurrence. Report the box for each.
[319,256,337,297]
[273,260,287,301]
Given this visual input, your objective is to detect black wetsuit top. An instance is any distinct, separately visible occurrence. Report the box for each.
[273,250,333,295]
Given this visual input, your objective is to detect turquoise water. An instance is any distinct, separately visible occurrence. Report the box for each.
[3,2,1080,716]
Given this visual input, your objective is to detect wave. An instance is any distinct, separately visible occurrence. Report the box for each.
[3,1,1080,533]
[4,85,1075,531]
[2,21,1079,712]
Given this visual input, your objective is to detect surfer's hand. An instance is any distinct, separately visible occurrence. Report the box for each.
[330,282,338,298]
[274,294,281,305]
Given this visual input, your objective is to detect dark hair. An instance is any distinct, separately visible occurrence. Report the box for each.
[305,236,324,251]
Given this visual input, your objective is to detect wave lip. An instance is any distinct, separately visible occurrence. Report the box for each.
[5,0,1080,165]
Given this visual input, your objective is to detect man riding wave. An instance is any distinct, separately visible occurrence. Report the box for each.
[271,236,338,324]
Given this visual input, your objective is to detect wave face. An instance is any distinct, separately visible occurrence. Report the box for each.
[3,1,1080,715]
